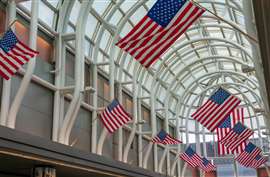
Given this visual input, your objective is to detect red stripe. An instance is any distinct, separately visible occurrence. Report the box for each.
[117,16,149,46]
[0,61,14,75]
[144,8,204,67]
[100,112,114,133]
[18,41,39,54]
[5,52,24,65]
[11,50,29,62]
[0,52,19,70]
[134,2,194,62]
[14,45,34,58]
[201,96,237,129]
[0,68,9,80]
[194,102,218,122]
[104,109,121,130]
[124,20,159,51]
[201,96,240,131]
[192,100,213,118]
[102,109,118,132]
[128,24,163,55]
[207,97,241,131]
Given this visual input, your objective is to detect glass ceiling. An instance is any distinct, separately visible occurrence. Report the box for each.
[18,0,268,145]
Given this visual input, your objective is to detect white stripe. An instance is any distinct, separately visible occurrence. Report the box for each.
[106,109,122,128]
[10,50,29,63]
[123,21,158,51]
[118,17,151,46]
[103,109,118,131]
[0,65,12,78]
[135,4,197,62]
[101,111,114,133]
[206,97,240,131]
[192,100,213,118]
[127,2,191,58]
[209,97,240,130]
[0,56,17,73]
[127,25,163,54]
[194,102,218,122]
[16,43,37,56]
[8,51,27,64]
[0,50,21,69]
[142,8,203,66]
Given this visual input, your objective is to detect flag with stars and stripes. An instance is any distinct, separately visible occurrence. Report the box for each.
[116,0,204,68]
[199,157,216,172]
[100,99,132,133]
[0,29,38,80]
[180,146,203,168]
[152,130,182,145]
[192,87,241,132]
[250,154,268,168]
[235,142,262,167]
[220,122,253,152]
[217,107,247,155]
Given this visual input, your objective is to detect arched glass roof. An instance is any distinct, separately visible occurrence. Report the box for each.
[16,0,270,173]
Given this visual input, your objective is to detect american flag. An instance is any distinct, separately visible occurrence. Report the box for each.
[199,157,216,172]
[220,122,253,152]
[100,99,132,133]
[180,146,203,168]
[250,154,268,168]
[216,108,246,155]
[191,87,241,132]
[152,130,182,145]
[235,142,262,167]
[116,0,204,68]
[0,29,38,80]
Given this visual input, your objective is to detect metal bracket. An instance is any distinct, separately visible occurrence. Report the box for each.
[121,81,133,85]
[62,32,76,41]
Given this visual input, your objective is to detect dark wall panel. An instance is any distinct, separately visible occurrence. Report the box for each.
[13,76,53,139]
[69,108,91,152]
[158,146,167,175]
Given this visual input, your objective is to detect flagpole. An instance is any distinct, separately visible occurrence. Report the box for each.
[190,0,258,43]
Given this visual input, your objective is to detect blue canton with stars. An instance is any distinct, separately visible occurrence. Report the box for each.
[147,0,187,27]
[107,99,120,112]
[202,157,210,166]
[0,29,18,53]
[244,142,257,153]
[209,88,231,105]
[185,146,196,157]
[232,122,246,134]
[255,154,262,160]
[218,115,231,128]
[157,130,167,140]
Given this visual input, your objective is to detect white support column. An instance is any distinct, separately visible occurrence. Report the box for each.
[137,84,143,167]
[6,0,39,128]
[143,87,157,171]
[58,0,91,144]
[52,0,74,142]
[117,82,123,161]
[233,159,239,177]
[0,0,16,126]
[91,62,98,153]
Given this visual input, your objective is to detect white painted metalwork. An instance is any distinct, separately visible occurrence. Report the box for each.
[0,0,268,176]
